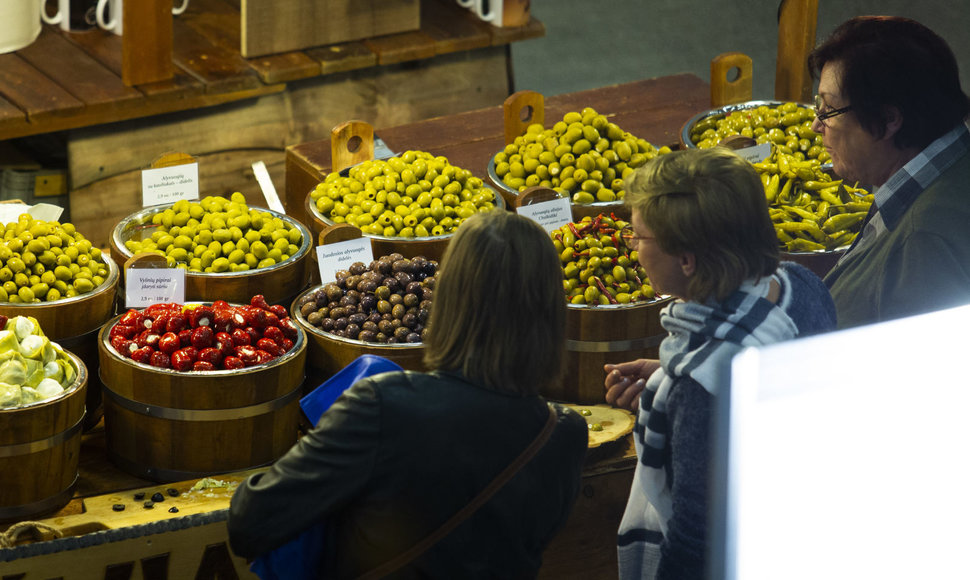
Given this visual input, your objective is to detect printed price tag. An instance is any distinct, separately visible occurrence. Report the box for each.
[142,163,200,207]
[316,237,374,284]
[126,268,186,308]
[733,142,772,164]
[516,197,573,232]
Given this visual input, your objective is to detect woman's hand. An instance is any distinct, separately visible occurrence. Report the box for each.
[604,359,660,413]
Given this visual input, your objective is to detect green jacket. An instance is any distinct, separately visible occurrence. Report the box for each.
[228,369,588,579]
[825,149,970,329]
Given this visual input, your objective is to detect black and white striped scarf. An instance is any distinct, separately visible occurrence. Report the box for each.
[634,271,798,529]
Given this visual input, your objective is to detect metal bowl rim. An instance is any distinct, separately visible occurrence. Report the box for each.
[99,302,307,376]
[0,348,87,411]
[291,285,424,349]
[111,203,312,278]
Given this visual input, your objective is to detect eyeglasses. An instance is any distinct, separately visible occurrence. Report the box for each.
[814,94,852,126]
[619,224,654,251]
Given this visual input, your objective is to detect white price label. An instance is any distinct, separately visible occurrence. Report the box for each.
[516,196,573,232]
[126,268,186,308]
[316,237,374,284]
[141,163,200,207]
[733,143,772,164]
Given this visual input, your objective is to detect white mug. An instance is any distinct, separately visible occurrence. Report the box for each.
[1,0,42,55]
[96,0,189,36]
[42,0,97,31]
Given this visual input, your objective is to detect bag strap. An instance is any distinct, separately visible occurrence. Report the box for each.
[355,402,559,580]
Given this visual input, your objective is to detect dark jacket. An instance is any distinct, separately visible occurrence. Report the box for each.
[227,369,588,579]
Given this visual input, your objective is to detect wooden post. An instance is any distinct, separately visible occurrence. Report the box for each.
[775,0,819,103]
[710,52,753,107]
[122,0,174,86]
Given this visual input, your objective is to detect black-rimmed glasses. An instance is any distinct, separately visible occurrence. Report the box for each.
[814,94,852,126]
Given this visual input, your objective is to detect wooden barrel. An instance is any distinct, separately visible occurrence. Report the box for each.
[109,205,313,307]
[549,297,671,404]
[0,351,87,523]
[97,312,307,483]
[0,254,119,430]
[291,286,425,390]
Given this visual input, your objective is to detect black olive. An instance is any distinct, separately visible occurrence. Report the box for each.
[320,318,335,332]
[345,324,360,339]
[348,313,367,326]
[406,332,422,343]
[112,504,126,512]
[167,488,179,497]
[383,277,400,293]
[334,269,350,284]
[394,271,413,286]
[358,330,377,342]
[358,279,377,294]
[406,281,423,295]
[151,492,165,503]
[359,294,377,312]
[349,261,366,276]
[333,317,349,331]
[144,501,154,509]
[402,312,418,328]
[134,492,146,500]
[168,507,179,513]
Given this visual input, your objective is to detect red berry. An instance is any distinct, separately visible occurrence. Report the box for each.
[190,326,214,349]
[235,345,258,366]
[131,346,154,364]
[190,305,215,328]
[214,332,235,358]
[171,349,195,371]
[198,347,222,366]
[178,328,193,347]
[150,314,170,335]
[261,326,284,344]
[158,332,180,355]
[269,304,288,320]
[119,310,146,327]
[257,338,283,357]
[166,314,188,334]
[250,294,271,311]
[136,330,161,349]
[254,350,274,364]
[279,318,299,340]
[212,300,231,311]
[149,351,170,369]
[223,356,244,370]
[230,328,252,346]
[192,361,217,371]
[280,338,295,352]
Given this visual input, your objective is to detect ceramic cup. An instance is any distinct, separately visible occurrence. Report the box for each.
[1,0,42,55]
[41,0,98,31]
[96,0,189,36]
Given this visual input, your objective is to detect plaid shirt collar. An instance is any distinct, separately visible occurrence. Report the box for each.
[875,122,970,230]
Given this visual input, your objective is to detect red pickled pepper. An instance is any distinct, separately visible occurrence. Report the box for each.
[108,294,298,372]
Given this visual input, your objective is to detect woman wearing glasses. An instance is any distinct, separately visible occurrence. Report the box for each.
[810,16,970,329]
[607,148,836,579]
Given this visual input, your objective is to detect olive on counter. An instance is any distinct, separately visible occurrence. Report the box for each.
[296,254,437,344]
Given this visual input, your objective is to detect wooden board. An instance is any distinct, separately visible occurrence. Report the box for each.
[0,54,85,121]
[240,0,420,58]
[17,29,142,108]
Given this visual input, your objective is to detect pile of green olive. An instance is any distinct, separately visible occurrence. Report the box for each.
[122,193,303,273]
[688,102,827,163]
[296,254,436,344]
[310,151,498,239]
[552,215,655,305]
[492,107,671,205]
[0,216,109,303]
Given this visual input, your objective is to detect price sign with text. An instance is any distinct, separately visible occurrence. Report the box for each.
[316,237,374,284]
[142,163,200,207]
[126,268,186,308]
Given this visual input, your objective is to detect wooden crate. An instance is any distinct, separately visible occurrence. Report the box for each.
[240,0,420,58]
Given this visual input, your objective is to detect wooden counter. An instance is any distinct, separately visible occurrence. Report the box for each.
[284,73,712,226]
[0,420,636,579]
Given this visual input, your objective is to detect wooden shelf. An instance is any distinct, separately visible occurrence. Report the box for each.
[0,0,544,142]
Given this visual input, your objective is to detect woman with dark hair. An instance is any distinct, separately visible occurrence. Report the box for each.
[809,16,970,328]
[228,210,588,579]
[608,148,836,579]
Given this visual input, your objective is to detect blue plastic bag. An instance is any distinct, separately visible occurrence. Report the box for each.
[300,354,403,425]
[250,355,403,580]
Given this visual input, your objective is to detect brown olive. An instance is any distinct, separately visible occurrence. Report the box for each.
[403,293,419,308]
[391,303,406,319]
[345,324,360,339]
[393,326,410,342]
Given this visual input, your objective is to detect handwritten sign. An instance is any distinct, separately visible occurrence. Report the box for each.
[733,142,772,164]
[126,268,186,308]
[142,163,200,207]
[516,196,573,232]
[316,237,374,284]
